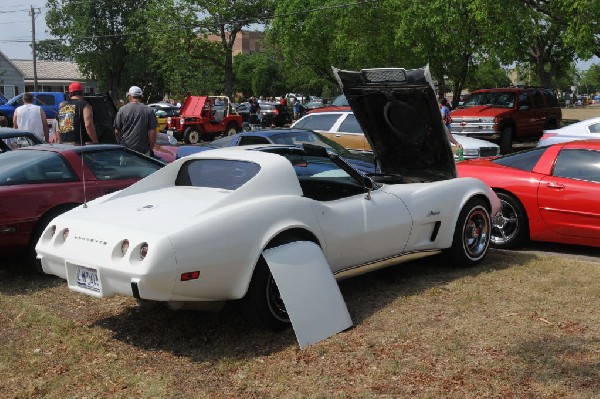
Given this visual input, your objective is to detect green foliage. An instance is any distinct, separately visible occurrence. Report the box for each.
[34,40,72,61]
[579,64,600,93]
[464,60,512,91]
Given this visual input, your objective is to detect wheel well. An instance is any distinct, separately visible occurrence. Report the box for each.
[492,188,528,217]
[499,120,516,136]
[469,194,492,214]
[264,228,320,250]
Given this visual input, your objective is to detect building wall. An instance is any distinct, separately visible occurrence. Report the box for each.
[0,56,24,98]
[207,31,264,56]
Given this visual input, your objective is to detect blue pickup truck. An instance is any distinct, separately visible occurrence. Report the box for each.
[0,92,67,125]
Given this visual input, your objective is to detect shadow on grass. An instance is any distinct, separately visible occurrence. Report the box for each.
[91,248,536,361]
[0,253,62,295]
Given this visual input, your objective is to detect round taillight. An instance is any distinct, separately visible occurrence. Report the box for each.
[62,228,69,240]
[50,225,56,237]
[140,243,148,259]
[121,239,129,256]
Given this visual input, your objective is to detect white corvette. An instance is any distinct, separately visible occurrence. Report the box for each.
[37,67,500,347]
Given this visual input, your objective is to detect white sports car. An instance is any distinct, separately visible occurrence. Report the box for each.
[37,67,501,347]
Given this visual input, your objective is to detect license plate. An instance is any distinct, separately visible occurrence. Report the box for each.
[76,266,101,292]
[166,130,174,136]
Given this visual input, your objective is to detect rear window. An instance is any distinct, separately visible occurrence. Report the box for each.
[176,159,260,190]
[0,150,76,185]
[492,147,547,171]
[293,114,341,131]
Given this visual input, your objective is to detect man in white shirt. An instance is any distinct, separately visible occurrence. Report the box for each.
[13,92,49,142]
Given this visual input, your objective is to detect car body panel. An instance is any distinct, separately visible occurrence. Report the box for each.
[457,140,600,247]
[263,241,353,348]
[0,144,164,254]
[538,116,600,147]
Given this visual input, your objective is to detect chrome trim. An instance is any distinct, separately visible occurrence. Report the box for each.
[334,250,441,280]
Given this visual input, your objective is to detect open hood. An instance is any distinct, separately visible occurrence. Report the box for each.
[333,66,456,181]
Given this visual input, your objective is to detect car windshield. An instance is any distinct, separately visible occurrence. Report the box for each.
[175,159,261,190]
[332,95,348,107]
[492,146,547,171]
[0,150,76,185]
[462,92,516,108]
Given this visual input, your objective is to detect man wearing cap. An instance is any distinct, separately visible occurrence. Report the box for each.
[114,86,157,155]
[57,82,98,144]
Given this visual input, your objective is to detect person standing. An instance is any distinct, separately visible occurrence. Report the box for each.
[114,86,157,155]
[13,92,49,142]
[57,82,98,144]
[439,98,462,152]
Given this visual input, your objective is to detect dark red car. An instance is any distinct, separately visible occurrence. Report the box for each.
[457,140,600,249]
[0,144,164,268]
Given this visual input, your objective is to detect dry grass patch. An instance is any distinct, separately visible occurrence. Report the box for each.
[1,250,599,398]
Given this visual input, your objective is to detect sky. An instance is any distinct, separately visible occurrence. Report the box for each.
[0,0,598,70]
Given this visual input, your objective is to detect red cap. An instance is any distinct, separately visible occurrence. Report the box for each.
[68,82,84,93]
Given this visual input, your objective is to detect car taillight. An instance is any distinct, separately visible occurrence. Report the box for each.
[274,109,279,116]
[62,228,69,240]
[140,243,148,260]
[121,239,129,256]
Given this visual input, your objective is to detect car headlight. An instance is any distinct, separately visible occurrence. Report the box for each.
[180,117,185,125]
[462,148,479,156]
[167,116,171,124]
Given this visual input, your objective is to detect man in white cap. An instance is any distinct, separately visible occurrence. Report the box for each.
[114,85,157,155]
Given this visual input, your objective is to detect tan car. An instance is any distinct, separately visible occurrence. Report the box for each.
[291,111,370,151]
[291,110,499,159]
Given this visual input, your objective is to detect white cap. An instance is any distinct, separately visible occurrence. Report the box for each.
[127,86,143,97]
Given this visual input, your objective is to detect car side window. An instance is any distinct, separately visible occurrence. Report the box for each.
[532,90,545,108]
[294,114,340,131]
[338,114,363,133]
[0,150,76,185]
[82,149,162,180]
[589,123,600,134]
[36,94,56,106]
[518,92,531,110]
[552,149,600,183]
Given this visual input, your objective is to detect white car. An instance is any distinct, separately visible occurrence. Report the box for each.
[37,67,501,347]
[537,116,600,147]
[291,110,500,159]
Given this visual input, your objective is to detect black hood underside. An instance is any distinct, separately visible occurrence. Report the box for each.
[334,67,456,181]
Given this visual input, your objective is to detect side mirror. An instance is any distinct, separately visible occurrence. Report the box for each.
[363,176,374,200]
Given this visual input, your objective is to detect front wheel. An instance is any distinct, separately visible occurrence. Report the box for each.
[225,123,238,136]
[183,127,200,144]
[239,256,290,331]
[491,192,528,249]
[444,197,491,267]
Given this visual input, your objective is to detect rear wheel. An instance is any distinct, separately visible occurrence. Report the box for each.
[499,125,514,154]
[444,197,491,267]
[491,192,528,249]
[183,127,200,144]
[225,123,238,136]
[240,256,290,331]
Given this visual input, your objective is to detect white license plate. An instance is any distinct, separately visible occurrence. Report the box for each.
[76,266,101,292]
[166,130,174,136]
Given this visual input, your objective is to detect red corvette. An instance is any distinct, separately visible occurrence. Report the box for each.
[457,140,600,249]
[0,144,164,268]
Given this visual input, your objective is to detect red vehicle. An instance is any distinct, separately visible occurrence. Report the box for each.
[0,144,164,269]
[450,87,562,154]
[457,140,600,249]
[166,96,242,144]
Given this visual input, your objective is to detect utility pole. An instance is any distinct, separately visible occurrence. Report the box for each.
[29,6,41,91]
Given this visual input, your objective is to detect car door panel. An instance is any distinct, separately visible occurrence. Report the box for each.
[311,190,411,272]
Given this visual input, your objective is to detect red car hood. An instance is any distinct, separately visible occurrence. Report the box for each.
[179,96,208,117]
[451,105,511,118]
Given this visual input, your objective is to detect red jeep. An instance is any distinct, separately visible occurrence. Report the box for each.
[450,87,562,154]
[166,96,242,144]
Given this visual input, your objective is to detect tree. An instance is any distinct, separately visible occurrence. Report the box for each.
[34,39,72,61]
[45,0,156,98]
[144,0,277,98]
[579,64,600,94]
[464,60,512,91]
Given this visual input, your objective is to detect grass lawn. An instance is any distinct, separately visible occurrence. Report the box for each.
[1,250,599,398]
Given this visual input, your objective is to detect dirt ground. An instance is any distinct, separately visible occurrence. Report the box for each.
[561,104,600,121]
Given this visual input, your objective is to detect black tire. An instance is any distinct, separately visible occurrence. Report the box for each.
[240,256,290,331]
[499,125,514,154]
[491,192,529,249]
[183,127,200,144]
[444,197,491,267]
[28,205,77,273]
[225,123,238,136]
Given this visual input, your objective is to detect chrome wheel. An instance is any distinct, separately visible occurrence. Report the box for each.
[491,198,519,245]
[461,205,490,260]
